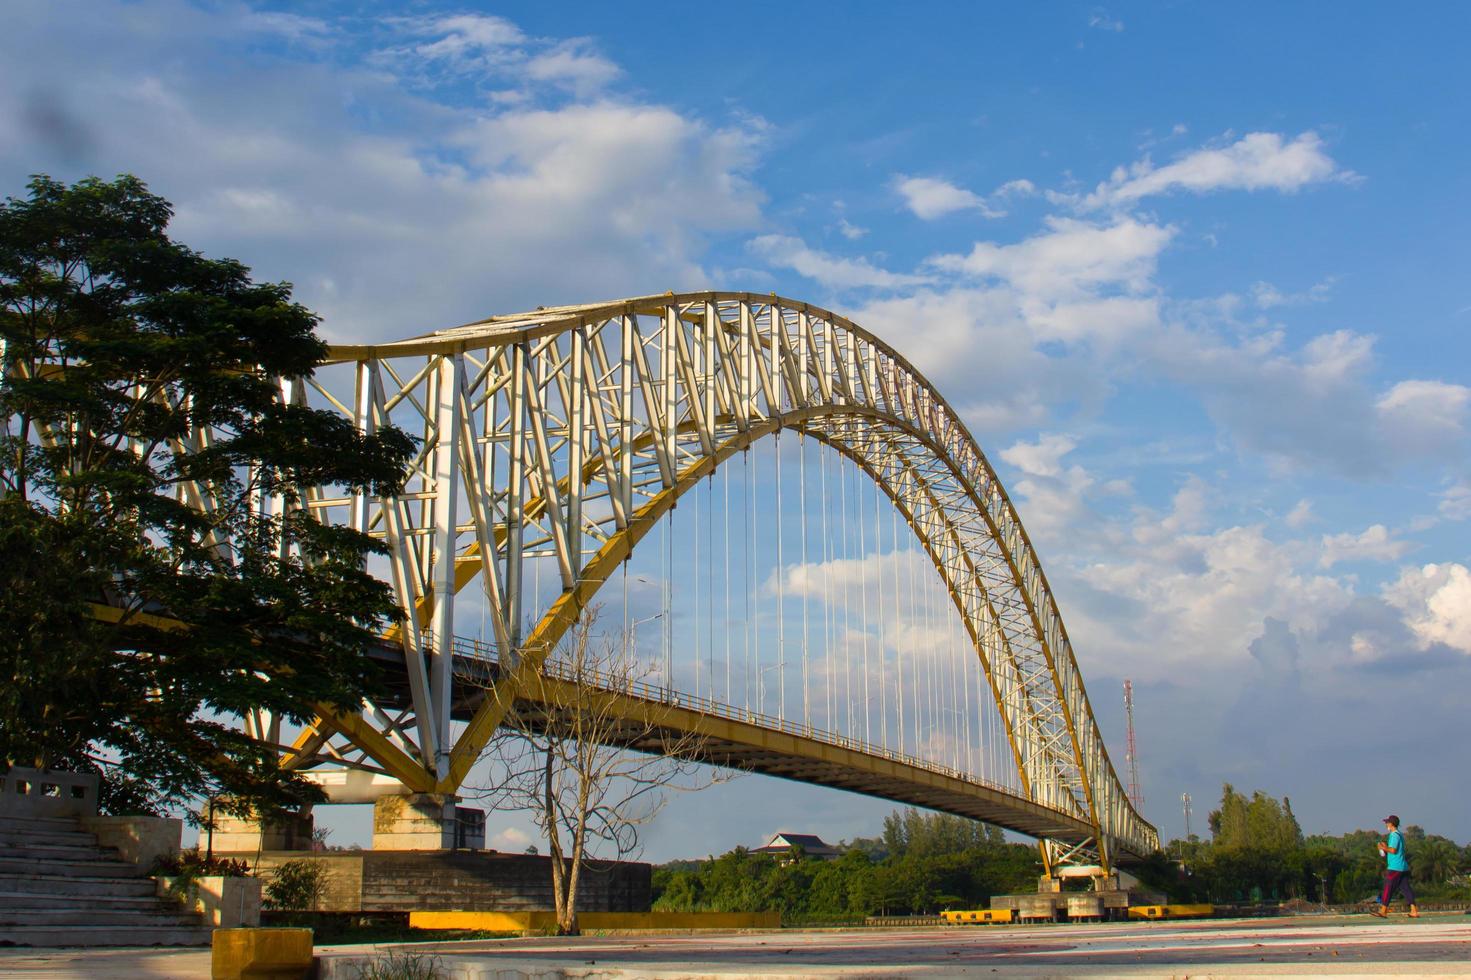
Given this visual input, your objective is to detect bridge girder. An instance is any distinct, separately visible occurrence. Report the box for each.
[270,291,1156,863]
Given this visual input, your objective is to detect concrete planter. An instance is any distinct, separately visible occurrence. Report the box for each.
[83,814,182,870]
[159,874,262,927]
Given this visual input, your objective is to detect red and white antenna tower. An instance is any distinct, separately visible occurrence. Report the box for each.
[1123,680,1143,810]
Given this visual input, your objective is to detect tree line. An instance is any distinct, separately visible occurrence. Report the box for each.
[653,809,1043,920]
[654,789,1470,919]
[1151,784,1470,904]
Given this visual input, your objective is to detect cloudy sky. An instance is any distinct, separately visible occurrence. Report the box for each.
[6,2,1469,855]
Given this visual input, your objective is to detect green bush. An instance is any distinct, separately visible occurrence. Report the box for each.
[263,858,328,911]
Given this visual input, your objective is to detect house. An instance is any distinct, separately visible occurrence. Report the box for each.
[752,832,840,862]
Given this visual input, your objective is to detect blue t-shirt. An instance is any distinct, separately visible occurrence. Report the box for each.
[1385,830,1409,872]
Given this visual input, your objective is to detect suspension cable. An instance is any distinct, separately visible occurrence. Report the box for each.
[693,477,701,699]
[838,452,853,737]
[892,500,903,756]
[775,431,785,721]
[799,433,810,729]
[906,523,921,753]
[856,461,872,744]
[724,461,732,705]
[742,450,751,713]
[820,443,834,733]
[875,471,890,752]
[707,473,715,703]
[747,445,757,714]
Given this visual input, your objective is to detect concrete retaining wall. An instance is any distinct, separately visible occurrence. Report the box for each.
[233,850,650,913]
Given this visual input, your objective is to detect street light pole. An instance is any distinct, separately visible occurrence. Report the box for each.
[626,612,665,685]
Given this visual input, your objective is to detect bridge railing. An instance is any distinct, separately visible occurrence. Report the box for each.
[445,633,1019,801]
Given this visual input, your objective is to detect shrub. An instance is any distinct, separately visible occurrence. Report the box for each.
[150,848,251,878]
[263,858,328,911]
[351,949,445,980]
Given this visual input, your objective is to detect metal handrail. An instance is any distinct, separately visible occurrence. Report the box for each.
[446,632,1020,799]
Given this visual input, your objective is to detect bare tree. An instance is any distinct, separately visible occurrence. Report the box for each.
[471,607,724,934]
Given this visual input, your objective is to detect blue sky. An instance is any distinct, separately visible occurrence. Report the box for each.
[5,1,1470,856]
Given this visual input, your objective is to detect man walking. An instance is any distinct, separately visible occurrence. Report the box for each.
[1372,815,1420,918]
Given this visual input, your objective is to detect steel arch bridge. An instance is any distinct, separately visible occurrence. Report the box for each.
[269,291,1157,868]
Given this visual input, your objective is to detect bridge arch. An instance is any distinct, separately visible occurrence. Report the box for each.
[291,292,1157,863]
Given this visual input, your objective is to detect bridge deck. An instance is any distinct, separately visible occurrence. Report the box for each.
[363,643,1115,855]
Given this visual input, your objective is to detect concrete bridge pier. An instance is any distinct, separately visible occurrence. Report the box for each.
[372,794,486,851]
[210,809,315,853]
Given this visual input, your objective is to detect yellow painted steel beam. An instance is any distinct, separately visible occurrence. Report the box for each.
[436,421,776,792]
[311,705,434,793]
[514,674,1101,846]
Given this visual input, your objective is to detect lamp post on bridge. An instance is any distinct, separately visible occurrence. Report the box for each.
[624,612,666,690]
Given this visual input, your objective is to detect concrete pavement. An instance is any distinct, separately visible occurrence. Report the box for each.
[1,912,1467,977]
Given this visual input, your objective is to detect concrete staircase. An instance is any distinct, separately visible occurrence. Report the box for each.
[0,813,213,947]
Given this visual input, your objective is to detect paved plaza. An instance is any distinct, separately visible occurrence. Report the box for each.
[1,914,1468,978]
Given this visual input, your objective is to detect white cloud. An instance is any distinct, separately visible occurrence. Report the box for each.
[846,287,1102,432]
[930,216,1173,300]
[239,10,333,45]
[836,218,867,240]
[1088,10,1125,32]
[1001,433,1077,477]
[1438,482,1471,521]
[1145,324,1415,475]
[748,235,930,290]
[490,826,534,851]
[1285,499,1315,528]
[392,13,526,74]
[1075,519,1353,679]
[524,40,621,95]
[1375,380,1471,451]
[1081,131,1353,210]
[894,175,1036,221]
[1318,524,1413,568]
[995,179,1037,198]
[0,6,768,342]
[895,175,1001,220]
[1252,278,1334,309]
[1384,563,1471,654]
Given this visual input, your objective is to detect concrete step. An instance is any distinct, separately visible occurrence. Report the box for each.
[0,828,99,848]
[0,854,139,877]
[0,907,203,927]
[0,890,165,910]
[0,873,157,897]
[0,841,123,862]
[0,814,84,834]
[0,924,213,947]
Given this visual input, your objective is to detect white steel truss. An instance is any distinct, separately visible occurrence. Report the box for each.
[277,291,1158,865]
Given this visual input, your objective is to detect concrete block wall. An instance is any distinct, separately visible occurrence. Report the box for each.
[234,850,650,914]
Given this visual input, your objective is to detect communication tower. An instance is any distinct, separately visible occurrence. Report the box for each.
[1182,792,1193,839]
[1123,680,1143,810]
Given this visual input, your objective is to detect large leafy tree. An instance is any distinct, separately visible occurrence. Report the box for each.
[0,175,414,817]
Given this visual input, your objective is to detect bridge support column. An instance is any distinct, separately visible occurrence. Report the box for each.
[372,794,485,851]
[210,809,314,853]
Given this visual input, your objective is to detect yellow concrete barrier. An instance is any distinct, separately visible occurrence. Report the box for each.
[1127,904,1214,920]
[211,927,313,979]
[940,909,1013,925]
[410,910,781,931]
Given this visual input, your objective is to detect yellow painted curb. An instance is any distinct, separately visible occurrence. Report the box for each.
[940,908,1013,924]
[1128,903,1214,919]
[410,910,781,931]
